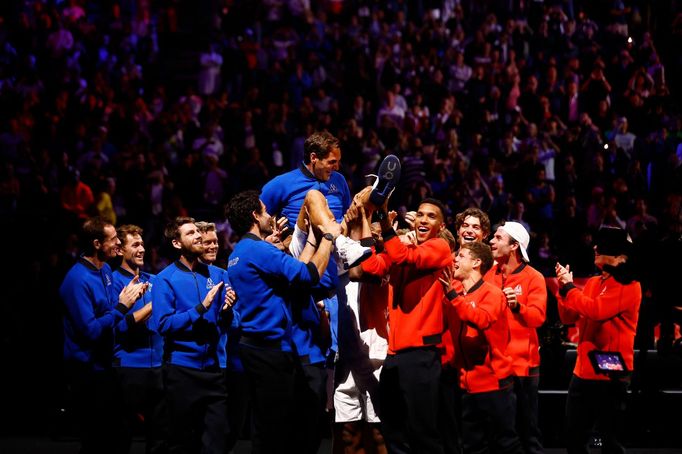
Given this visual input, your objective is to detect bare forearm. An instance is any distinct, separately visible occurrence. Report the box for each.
[310,238,334,277]
[132,303,153,323]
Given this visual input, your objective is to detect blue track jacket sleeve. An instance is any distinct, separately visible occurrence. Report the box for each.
[152,275,207,335]
[61,279,119,344]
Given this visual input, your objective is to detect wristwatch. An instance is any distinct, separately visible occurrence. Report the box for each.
[322,232,335,242]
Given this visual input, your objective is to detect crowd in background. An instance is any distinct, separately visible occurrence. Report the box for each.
[0,0,681,438]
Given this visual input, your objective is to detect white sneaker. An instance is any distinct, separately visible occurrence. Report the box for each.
[335,235,372,270]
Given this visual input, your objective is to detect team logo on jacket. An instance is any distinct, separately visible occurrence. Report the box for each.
[228,257,239,268]
[513,285,523,295]
[206,277,215,289]
[105,275,112,286]
[328,183,338,194]
[468,301,476,308]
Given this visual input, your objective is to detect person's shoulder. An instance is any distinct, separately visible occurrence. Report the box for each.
[264,168,301,187]
[329,171,350,189]
[523,263,545,280]
[481,280,504,296]
[156,262,180,280]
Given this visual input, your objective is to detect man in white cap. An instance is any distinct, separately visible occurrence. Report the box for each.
[485,221,547,454]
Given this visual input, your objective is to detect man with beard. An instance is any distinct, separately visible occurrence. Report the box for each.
[152,217,235,454]
[112,224,166,453]
[225,190,339,454]
[60,217,147,453]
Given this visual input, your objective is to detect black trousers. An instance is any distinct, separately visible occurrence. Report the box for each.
[225,369,250,452]
[379,347,444,454]
[439,367,462,454]
[461,384,522,454]
[298,362,329,454]
[114,367,168,454]
[513,375,543,454]
[65,363,126,454]
[162,364,228,454]
[565,375,629,454]
[239,344,304,454]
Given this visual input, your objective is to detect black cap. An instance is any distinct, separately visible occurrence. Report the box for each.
[594,227,632,256]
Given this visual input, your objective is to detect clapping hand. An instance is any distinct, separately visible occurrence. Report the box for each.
[555,262,573,286]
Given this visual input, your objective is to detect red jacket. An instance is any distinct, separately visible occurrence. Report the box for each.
[361,232,452,353]
[484,263,547,376]
[445,280,513,393]
[558,276,641,380]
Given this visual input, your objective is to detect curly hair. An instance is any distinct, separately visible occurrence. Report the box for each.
[454,207,491,239]
[225,190,262,236]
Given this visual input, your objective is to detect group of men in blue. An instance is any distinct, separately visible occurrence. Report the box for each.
[59,131,379,454]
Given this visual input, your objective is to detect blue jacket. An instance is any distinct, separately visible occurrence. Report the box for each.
[112,268,163,368]
[290,290,327,365]
[261,163,351,354]
[60,257,126,370]
[261,163,351,232]
[152,260,233,370]
[228,233,321,352]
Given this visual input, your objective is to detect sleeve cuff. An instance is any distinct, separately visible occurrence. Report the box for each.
[382,228,398,241]
[559,283,576,298]
[195,303,208,315]
[115,303,131,315]
[360,237,376,247]
[445,289,459,301]
[306,262,320,286]
[125,313,136,329]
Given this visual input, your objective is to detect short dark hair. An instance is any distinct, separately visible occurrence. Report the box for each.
[226,190,262,236]
[419,198,447,221]
[80,217,112,256]
[461,242,494,275]
[455,207,491,238]
[117,225,143,247]
[303,131,339,164]
[164,216,196,241]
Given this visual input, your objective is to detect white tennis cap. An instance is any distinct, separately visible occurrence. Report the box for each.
[500,222,530,262]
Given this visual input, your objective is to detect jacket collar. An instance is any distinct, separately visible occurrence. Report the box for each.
[174,258,209,276]
[298,162,317,180]
[243,232,262,242]
[466,278,485,294]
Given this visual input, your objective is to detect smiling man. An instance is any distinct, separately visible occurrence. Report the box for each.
[152,217,235,454]
[360,198,453,453]
[441,242,521,454]
[60,217,147,454]
[112,224,166,454]
[485,222,546,454]
[196,221,220,265]
[455,207,491,247]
